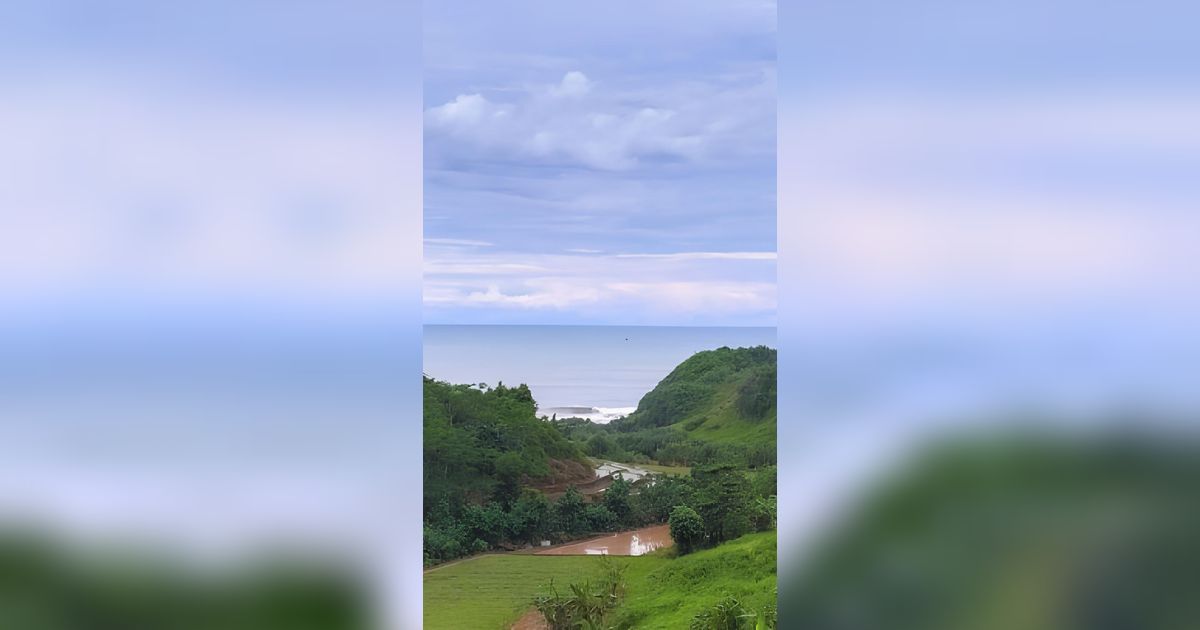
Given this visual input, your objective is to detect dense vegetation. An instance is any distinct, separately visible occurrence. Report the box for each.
[424,377,584,508]
[786,435,1200,629]
[423,347,778,565]
[557,346,777,468]
[425,456,776,565]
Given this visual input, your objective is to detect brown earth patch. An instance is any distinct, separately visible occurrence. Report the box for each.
[511,607,549,630]
[527,458,604,500]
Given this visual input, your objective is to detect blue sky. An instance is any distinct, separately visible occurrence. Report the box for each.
[423,0,777,326]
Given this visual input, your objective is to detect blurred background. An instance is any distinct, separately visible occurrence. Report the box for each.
[3,0,1199,628]
[779,1,1200,628]
[0,1,420,629]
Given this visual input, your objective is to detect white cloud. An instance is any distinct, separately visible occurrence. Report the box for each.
[427,93,503,126]
[426,67,772,171]
[424,238,494,248]
[424,248,776,321]
[614,252,775,261]
[549,71,592,98]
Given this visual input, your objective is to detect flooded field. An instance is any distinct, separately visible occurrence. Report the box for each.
[535,524,672,556]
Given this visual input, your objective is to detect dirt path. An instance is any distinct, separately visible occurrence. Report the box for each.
[510,608,549,630]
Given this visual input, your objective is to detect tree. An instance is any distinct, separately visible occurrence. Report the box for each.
[555,487,588,536]
[632,475,695,523]
[669,505,705,554]
[587,433,617,458]
[585,504,618,532]
[603,475,633,524]
[508,489,551,543]
[694,463,753,544]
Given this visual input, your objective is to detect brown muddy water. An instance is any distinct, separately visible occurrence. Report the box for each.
[535,524,672,556]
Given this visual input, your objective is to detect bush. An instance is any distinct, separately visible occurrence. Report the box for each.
[689,595,753,629]
[535,559,628,629]
[603,475,633,523]
[690,595,775,630]
[751,496,776,532]
[669,506,706,554]
[554,487,589,536]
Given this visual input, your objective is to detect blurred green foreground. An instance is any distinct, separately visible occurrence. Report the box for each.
[0,533,368,630]
[785,433,1200,630]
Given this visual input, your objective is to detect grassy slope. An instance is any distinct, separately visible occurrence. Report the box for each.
[613,531,777,629]
[422,532,777,630]
[674,379,777,447]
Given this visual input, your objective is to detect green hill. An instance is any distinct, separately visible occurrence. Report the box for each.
[607,346,776,466]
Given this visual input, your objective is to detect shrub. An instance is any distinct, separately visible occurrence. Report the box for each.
[669,505,706,554]
[555,487,589,536]
[751,496,776,532]
[535,559,627,630]
[689,595,754,629]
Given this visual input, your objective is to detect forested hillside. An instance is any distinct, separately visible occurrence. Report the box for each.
[578,346,777,467]
[423,377,585,511]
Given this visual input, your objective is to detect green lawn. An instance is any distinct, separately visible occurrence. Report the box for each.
[423,532,777,630]
[423,555,609,630]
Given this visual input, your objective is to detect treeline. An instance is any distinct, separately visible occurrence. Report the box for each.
[555,421,775,469]
[425,465,777,566]
[424,377,584,509]
[425,480,634,565]
[667,463,777,554]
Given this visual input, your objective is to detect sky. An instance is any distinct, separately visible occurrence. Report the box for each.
[423,0,777,326]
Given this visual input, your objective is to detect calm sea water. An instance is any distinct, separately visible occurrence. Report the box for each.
[423,325,776,419]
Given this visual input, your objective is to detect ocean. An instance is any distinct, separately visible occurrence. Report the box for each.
[423,325,776,422]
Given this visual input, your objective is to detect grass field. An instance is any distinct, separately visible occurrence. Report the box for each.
[423,532,776,630]
[423,554,611,629]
